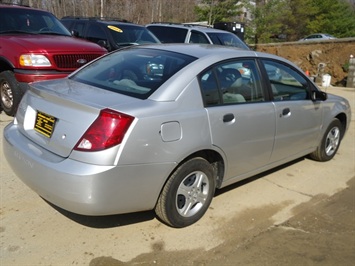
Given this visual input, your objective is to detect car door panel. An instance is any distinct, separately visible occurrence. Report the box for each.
[261,59,323,162]
[207,103,276,180]
[271,100,322,162]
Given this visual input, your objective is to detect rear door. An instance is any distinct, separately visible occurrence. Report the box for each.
[200,59,276,181]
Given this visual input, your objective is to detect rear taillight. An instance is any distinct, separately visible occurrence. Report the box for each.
[74,109,134,151]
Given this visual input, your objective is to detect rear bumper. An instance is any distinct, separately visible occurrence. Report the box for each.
[3,122,173,216]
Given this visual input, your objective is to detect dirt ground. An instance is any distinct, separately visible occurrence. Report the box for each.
[255,40,355,87]
[1,86,354,266]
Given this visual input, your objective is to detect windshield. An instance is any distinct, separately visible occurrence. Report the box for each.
[207,32,249,50]
[107,24,160,46]
[71,48,197,99]
[0,7,71,36]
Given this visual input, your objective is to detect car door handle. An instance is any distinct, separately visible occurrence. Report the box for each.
[223,113,235,123]
[281,108,291,117]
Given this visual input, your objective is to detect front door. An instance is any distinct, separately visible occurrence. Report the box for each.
[261,59,323,162]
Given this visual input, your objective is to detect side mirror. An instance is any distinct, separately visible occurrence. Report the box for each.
[71,30,79,37]
[97,40,109,50]
[311,90,327,101]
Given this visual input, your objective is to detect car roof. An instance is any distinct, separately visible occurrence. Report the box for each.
[95,20,145,27]
[126,43,284,62]
[61,17,141,26]
[146,23,235,34]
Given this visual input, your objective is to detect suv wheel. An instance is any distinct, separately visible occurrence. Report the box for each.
[0,71,24,116]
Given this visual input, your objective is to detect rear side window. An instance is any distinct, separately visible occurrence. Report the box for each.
[71,48,196,99]
[200,59,263,106]
[147,26,187,43]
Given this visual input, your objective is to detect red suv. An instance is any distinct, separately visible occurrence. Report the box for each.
[0,4,107,116]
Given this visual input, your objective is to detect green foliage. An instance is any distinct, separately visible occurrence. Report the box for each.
[195,0,242,25]
[342,61,350,73]
[306,0,355,38]
[282,0,317,40]
[243,0,355,44]
[243,0,289,44]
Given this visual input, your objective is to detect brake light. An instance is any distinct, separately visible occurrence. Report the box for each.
[74,109,134,151]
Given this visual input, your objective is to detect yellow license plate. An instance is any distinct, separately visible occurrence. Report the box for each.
[34,111,56,138]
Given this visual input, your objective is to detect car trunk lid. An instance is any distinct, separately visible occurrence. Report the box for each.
[15,79,138,158]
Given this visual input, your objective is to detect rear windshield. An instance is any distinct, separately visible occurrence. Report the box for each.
[147,26,188,43]
[70,48,197,99]
[207,32,249,50]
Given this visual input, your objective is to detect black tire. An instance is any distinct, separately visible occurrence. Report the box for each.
[309,119,344,162]
[155,157,216,228]
[0,71,24,116]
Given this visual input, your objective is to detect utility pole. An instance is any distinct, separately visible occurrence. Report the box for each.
[209,0,214,26]
[159,0,162,22]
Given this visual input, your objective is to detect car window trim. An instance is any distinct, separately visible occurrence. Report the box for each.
[257,58,317,102]
[198,57,270,107]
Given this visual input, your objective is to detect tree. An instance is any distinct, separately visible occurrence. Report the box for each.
[281,0,317,41]
[2,0,354,42]
[243,0,289,44]
[245,0,355,44]
[0,0,198,24]
[306,0,355,38]
[195,0,243,25]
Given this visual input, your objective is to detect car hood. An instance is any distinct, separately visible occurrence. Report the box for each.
[15,78,140,158]
[1,34,106,52]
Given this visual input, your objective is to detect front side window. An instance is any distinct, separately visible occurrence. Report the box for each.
[109,24,159,45]
[71,21,86,37]
[207,32,249,50]
[199,59,263,106]
[71,48,196,99]
[86,24,107,43]
[262,60,309,101]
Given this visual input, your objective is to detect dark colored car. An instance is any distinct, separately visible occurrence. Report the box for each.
[0,4,107,116]
[146,23,249,50]
[61,17,160,52]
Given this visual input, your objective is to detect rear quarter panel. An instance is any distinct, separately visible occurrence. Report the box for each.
[117,78,213,165]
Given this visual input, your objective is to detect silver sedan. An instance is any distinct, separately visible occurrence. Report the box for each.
[299,33,337,41]
[3,44,351,228]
